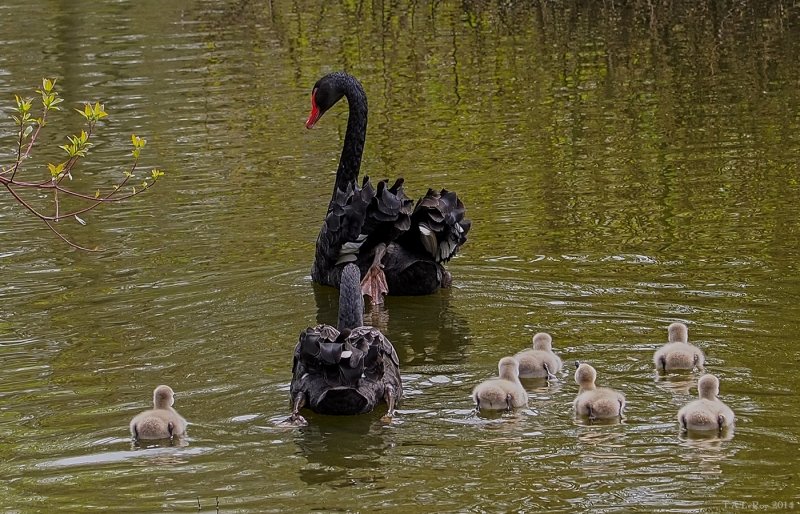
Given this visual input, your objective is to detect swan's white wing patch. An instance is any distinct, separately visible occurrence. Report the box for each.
[418,223,438,257]
[336,233,368,265]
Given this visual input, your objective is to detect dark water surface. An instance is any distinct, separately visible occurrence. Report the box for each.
[1,0,799,511]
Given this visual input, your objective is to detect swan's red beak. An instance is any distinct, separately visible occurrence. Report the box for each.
[305,89,321,129]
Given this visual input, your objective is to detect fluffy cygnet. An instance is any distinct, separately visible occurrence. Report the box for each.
[472,357,528,411]
[573,363,625,420]
[653,322,705,371]
[514,332,562,379]
[129,385,187,440]
[677,374,735,432]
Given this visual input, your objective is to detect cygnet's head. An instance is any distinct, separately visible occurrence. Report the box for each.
[574,363,597,386]
[697,374,720,400]
[668,322,689,343]
[498,356,520,379]
[153,385,176,409]
[532,332,553,351]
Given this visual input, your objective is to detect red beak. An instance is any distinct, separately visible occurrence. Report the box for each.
[305,89,320,129]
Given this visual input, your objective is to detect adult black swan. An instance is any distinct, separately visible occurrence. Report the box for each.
[287,264,402,425]
[306,71,471,304]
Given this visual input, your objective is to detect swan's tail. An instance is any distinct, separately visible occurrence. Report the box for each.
[406,188,471,263]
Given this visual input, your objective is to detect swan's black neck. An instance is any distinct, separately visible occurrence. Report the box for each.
[331,74,367,210]
[338,263,364,331]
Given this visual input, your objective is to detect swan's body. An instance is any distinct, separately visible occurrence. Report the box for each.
[288,263,402,424]
[653,322,705,371]
[129,385,187,440]
[678,374,735,432]
[306,72,471,303]
[472,357,528,411]
[573,363,625,420]
[514,332,562,379]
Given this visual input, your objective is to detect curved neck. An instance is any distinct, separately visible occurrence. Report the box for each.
[338,264,364,330]
[331,76,367,209]
[500,369,519,383]
[699,381,718,400]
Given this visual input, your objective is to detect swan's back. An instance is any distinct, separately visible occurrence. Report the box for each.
[654,341,704,371]
[574,388,625,419]
[290,324,402,415]
[129,409,186,440]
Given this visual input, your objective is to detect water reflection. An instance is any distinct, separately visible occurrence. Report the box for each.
[654,371,699,395]
[131,436,189,450]
[39,445,206,469]
[520,377,564,396]
[574,425,628,450]
[293,413,391,486]
[313,284,471,365]
[679,428,735,445]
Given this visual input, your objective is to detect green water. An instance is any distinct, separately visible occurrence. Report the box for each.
[1,0,799,511]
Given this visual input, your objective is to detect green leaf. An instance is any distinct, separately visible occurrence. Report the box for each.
[150,169,165,180]
[93,102,107,118]
[131,134,146,149]
[47,162,65,177]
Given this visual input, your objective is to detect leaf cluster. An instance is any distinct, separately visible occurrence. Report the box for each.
[0,78,166,251]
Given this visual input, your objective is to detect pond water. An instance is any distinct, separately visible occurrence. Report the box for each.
[1,0,799,511]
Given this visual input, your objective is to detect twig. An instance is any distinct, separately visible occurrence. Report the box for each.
[2,80,162,250]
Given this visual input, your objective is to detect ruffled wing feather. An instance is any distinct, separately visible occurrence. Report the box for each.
[312,176,413,286]
[405,188,471,263]
[289,324,402,415]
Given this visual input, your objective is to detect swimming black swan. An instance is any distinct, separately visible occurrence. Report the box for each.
[305,71,471,304]
[287,263,403,425]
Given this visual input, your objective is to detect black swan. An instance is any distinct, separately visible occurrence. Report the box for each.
[305,71,471,304]
[287,263,403,425]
